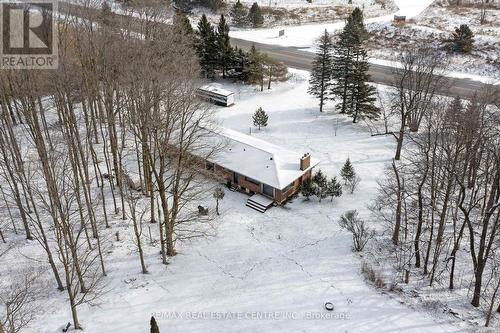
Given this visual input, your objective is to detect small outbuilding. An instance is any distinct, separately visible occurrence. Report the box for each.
[197,85,235,107]
[394,15,406,22]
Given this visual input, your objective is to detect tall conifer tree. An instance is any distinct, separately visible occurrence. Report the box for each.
[248,2,264,28]
[332,8,379,122]
[231,0,248,27]
[248,45,267,91]
[217,14,233,78]
[196,14,218,78]
[308,29,334,112]
[173,9,193,36]
[332,17,359,114]
[347,45,379,123]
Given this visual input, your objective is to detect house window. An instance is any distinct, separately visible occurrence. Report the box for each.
[205,161,215,172]
[263,184,274,198]
[245,176,260,186]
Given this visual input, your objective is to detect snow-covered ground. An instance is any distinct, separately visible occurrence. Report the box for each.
[230,0,500,83]
[230,0,434,47]
[5,70,479,333]
[236,0,388,9]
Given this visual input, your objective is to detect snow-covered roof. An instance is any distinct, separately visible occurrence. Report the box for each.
[198,85,234,97]
[207,128,319,190]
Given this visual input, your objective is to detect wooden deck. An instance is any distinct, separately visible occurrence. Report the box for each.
[246,194,274,213]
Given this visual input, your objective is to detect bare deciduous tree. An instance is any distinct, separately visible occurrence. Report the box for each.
[392,47,448,160]
[372,89,500,316]
[126,190,149,274]
[0,269,42,333]
[339,210,375,252]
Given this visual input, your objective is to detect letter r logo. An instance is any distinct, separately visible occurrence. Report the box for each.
[1,1,54,54]
[0,0,57,69]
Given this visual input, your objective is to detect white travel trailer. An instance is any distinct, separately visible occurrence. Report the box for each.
[197,85,235,107]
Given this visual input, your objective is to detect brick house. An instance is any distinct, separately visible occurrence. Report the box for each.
[203,128,319,211]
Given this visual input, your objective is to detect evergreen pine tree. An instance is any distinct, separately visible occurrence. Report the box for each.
[452,24,474,53]
[173,9,194,36]
[198,0,224,11]
[308,29,334,112]
[332,16,360,114]
[217,14,233,78]
[247,45,267,90]
[349,7,368,39]
[326,177,342,201]
[312,169,328,201]
[231,0,248,27]
[231,47,251,81]
[332,7,378,121]
[150,316,160,333]
[248,2,264,28]
[340,158,355,184]
[253,107,268,130]
[196,14,218,78]
[300,179,315,200]
[347,45,379,123]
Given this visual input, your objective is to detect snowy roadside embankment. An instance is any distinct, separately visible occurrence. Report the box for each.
[229,0,434,48]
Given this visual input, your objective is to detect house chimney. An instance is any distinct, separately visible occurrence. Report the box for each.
[300,153,311,171]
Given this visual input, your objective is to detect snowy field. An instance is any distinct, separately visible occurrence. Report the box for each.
[5,70,478,333]
[230,0,434,47]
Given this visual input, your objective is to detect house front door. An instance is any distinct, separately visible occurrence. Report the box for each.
[262,184,274,198]
[233,172,240,185]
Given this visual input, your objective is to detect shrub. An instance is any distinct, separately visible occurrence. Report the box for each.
[300,179,315,200]
[451,24,474,53]
[339,210,374,251]
[361,261,387,289]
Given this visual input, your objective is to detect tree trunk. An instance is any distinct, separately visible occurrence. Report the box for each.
[471,264,485,307]
[392,160,402,245]
[429,175,453,286]
[157,191,168,265]
[414,186,424,267]
[449,212,466,290]
[319,92,324,113]
[394,116,405,160]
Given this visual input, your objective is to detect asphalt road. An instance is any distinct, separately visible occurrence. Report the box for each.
[231,38,498,100]
[57,2,498,101]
